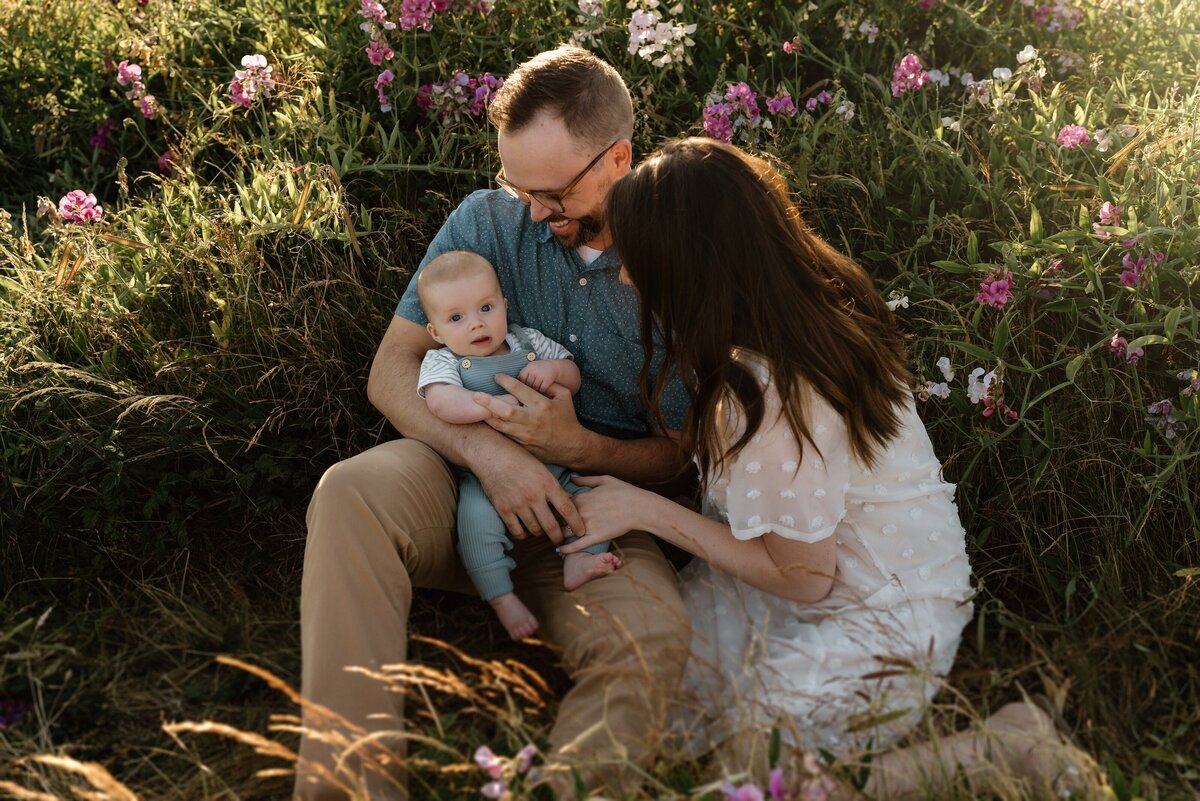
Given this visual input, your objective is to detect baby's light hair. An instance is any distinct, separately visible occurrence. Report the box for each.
[416,250,500,315]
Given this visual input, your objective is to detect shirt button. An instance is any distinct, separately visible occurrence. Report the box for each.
[578,278,588,286]
[568,334,578,342]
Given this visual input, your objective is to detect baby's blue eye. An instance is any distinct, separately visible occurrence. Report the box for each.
[481,303,492,312]
[450,314,462,322]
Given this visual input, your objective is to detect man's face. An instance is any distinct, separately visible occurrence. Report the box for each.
[424,273,510,357]
[497,113,630,250]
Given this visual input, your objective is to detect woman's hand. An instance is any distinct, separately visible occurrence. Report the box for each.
[558,474,657,553]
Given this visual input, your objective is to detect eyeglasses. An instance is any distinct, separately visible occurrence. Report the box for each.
[495,140,619,214]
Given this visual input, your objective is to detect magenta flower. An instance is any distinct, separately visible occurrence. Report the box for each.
[157,150,176,177]
[416,71,503,124]
[767,93,797,116]
[1106,331,1144,365]
[375,69,395,112]
[365,40,394,65]
[89,119,119,154]
[769,768,787,800]
[976,270,1015,309]
[783,37,801,53]
[116,60,142,87]
[1056,124,1089,148]
[703,102,736,141]
[1097,201,1122,226]
[919,0,939,8]
[229,54,276,109]
[58,190,103,223]
[139,94,158,119]
[726,82,760,118]
[1147,400,1186,439]
[722,781,766,801]
[891,54,929,97]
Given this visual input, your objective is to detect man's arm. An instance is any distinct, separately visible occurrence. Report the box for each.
[367,315,585,541]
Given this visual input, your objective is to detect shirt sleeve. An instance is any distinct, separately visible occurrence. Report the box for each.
[416,348,463,398]
[521,327,573,360]
[722,379,850,543]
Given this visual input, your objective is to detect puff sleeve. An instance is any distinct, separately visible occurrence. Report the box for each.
[719,380,850,543]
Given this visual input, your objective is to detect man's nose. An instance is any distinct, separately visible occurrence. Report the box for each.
[528,198,556,223]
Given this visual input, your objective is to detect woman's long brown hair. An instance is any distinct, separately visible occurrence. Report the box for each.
[606,137,912,483]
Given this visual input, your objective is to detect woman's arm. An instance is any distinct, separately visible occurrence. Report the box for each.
[565,475,836,604]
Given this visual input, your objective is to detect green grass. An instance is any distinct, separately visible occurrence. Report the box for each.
[2,0,1199,796]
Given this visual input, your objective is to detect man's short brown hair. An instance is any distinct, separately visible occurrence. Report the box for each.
[488,46,634,151]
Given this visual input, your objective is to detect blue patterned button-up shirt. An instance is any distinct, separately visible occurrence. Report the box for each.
[396,189,688,440]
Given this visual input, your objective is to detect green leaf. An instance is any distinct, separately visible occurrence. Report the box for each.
[1163,306,1182,343]
[1066,354,1087,382]
[931,260,973,274]
[1174,568,1200,578]
[1029,206,1043,242]
[948,341,997,361]
[1126,334,1167,351]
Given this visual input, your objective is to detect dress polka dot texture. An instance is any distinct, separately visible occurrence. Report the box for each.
[677,353,973,759]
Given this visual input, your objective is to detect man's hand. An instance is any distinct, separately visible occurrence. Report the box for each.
[472,443,586,543]
[473,374,591,466]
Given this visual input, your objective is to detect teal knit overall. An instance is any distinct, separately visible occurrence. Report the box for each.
[454,325,608,601]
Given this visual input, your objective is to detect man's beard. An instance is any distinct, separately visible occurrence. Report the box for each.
[549,211,605,249]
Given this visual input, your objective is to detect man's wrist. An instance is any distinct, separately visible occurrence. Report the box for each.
[560,426,600,471]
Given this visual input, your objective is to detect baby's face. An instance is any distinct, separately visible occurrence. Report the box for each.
[424,273,509,356]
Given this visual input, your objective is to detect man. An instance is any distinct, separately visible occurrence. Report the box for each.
[295,46,692,799]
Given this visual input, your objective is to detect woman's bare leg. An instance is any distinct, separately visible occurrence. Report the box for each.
[857,701,1106,800]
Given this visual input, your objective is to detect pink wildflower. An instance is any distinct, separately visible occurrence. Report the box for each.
[1097,201,1121,226]
[229,54,276,109]
[1107,331,1143,365]
[365,40,394,65]
[919,0,939,8]
[767,93,797,116]
[1056,124,1089,148]
[722,782,766,801]
[891,54,929,97]
[157,150,176,177]
[375,69,395,112]
[139,94,158,119]
[58,190,103,223]
[703,102,736,141]
[976,270,1015,309]
[783,37,801,54]
[116,60,142,87]
[416,71,503,124]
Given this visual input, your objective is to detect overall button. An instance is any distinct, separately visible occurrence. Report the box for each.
[568,334,578,342]
[460,359,471,368]
[578,277,588,286]
[526,352,536,361]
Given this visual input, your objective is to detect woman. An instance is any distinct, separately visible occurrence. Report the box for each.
[562,138,1104,798]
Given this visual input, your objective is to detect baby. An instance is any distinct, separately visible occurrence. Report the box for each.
[416,250,622,639]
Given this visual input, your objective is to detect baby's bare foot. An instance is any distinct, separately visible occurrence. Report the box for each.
[563,551,622,591]
[489,593,539,640]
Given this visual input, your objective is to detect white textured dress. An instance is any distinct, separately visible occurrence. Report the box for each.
[673,354,974,756]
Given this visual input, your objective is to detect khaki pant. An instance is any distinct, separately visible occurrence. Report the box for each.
[294,439,691,799]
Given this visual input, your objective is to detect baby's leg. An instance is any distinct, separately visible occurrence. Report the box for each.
[457,473,538,640]
[555,466,622,591]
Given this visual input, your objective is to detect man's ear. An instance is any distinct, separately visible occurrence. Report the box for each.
[426,321,444,345]
[610,139,633,173]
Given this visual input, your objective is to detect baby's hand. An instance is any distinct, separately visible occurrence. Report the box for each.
[495,393,521,407]
[518,361,559,395]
